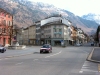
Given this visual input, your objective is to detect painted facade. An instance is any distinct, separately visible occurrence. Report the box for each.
[0,8,13,46]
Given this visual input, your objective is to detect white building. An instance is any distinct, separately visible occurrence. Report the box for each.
[37,16,73,46]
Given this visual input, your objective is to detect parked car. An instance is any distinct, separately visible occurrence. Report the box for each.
[40,44,52,53]
[0,45,6,53]
[76,43,82,46]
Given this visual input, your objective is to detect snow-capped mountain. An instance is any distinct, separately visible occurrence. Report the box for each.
[82,13,100,24]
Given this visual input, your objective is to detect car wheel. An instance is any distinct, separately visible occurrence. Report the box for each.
[40,51,42,54]
[1,50,4,53]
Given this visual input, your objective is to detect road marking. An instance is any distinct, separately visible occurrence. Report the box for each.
[15,62,23,65]
[87,48,94,61]
[33,59,38,61]
[0,53,33,60]
[45,51,62,58]
[79,61,98,73]
[98,64,100,72]
[79,71,83,73]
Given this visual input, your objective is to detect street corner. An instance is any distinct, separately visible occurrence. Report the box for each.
[86,47,100,63]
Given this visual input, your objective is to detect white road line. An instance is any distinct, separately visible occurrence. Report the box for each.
[33,59,38,61]
[79,61,98,73]
[15,62,23,65]
[81,69,98,72]
[45,51,62,58]
[82,66,89,69]
[79,71,83,73]
[4,58,9,60]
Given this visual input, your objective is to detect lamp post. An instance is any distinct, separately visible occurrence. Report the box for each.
[28,26,29,45]
[21,27,24,45]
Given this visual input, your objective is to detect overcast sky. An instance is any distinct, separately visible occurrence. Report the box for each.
[28,0,100,16]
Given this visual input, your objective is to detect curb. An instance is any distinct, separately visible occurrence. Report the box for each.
[86,47,100,63]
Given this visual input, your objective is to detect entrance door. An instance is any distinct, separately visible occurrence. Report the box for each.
[3,38,6,46]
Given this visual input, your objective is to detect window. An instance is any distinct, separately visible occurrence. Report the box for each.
[59,29,62,32]
[7,21,9,25]
[4,14,6,17]
[54,34,56,37]
[59,34,61,37]
[54,25,56,27]
[3,20,6,25]
[10,21,12,26]
[8,15,10,18]
[54,29,57,32]
[0,28,2,33]
[2,28,6,33]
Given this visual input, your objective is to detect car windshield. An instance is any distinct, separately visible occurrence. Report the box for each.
[42,45,49,48]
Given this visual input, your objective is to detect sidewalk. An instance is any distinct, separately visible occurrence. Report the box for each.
[87,47,100,63]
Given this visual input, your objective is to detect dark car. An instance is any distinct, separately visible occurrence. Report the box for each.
[40,44,52,53]
[0,45,6,53]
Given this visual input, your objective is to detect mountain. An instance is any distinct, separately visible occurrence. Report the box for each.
[82,13,100,24]
[0,0,99,34]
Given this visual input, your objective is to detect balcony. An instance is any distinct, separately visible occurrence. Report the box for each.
[54,32,62,34]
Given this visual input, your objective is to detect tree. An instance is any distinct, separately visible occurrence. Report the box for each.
[95,25,100,42]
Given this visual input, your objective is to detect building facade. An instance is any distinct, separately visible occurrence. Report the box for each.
[76,28,85,44]
[35,21,41,45]
[40,16,73,46]
[18,25,36,45]
[0,8,13,46]
[15,16,87,46]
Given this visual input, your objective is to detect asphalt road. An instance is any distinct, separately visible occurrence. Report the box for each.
[0,46,99,75]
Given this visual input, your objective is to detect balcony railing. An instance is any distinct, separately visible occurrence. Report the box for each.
[54,32,62,34]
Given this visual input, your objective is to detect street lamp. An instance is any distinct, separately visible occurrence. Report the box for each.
[28,26,29,45]
[21,27,24,45]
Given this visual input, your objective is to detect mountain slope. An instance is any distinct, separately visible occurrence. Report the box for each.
[82,13,100,24]
[0,0,99,34]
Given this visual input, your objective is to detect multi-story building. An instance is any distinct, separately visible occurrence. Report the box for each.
[70,26,77,45]
[76,28,85,44]
[0,8,13,46]
[15,15,87,46]
[40,16,72,46]
[18,25,36,45]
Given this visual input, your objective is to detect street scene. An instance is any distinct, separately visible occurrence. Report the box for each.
[0,43,100,75]
[0,0,100,75]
